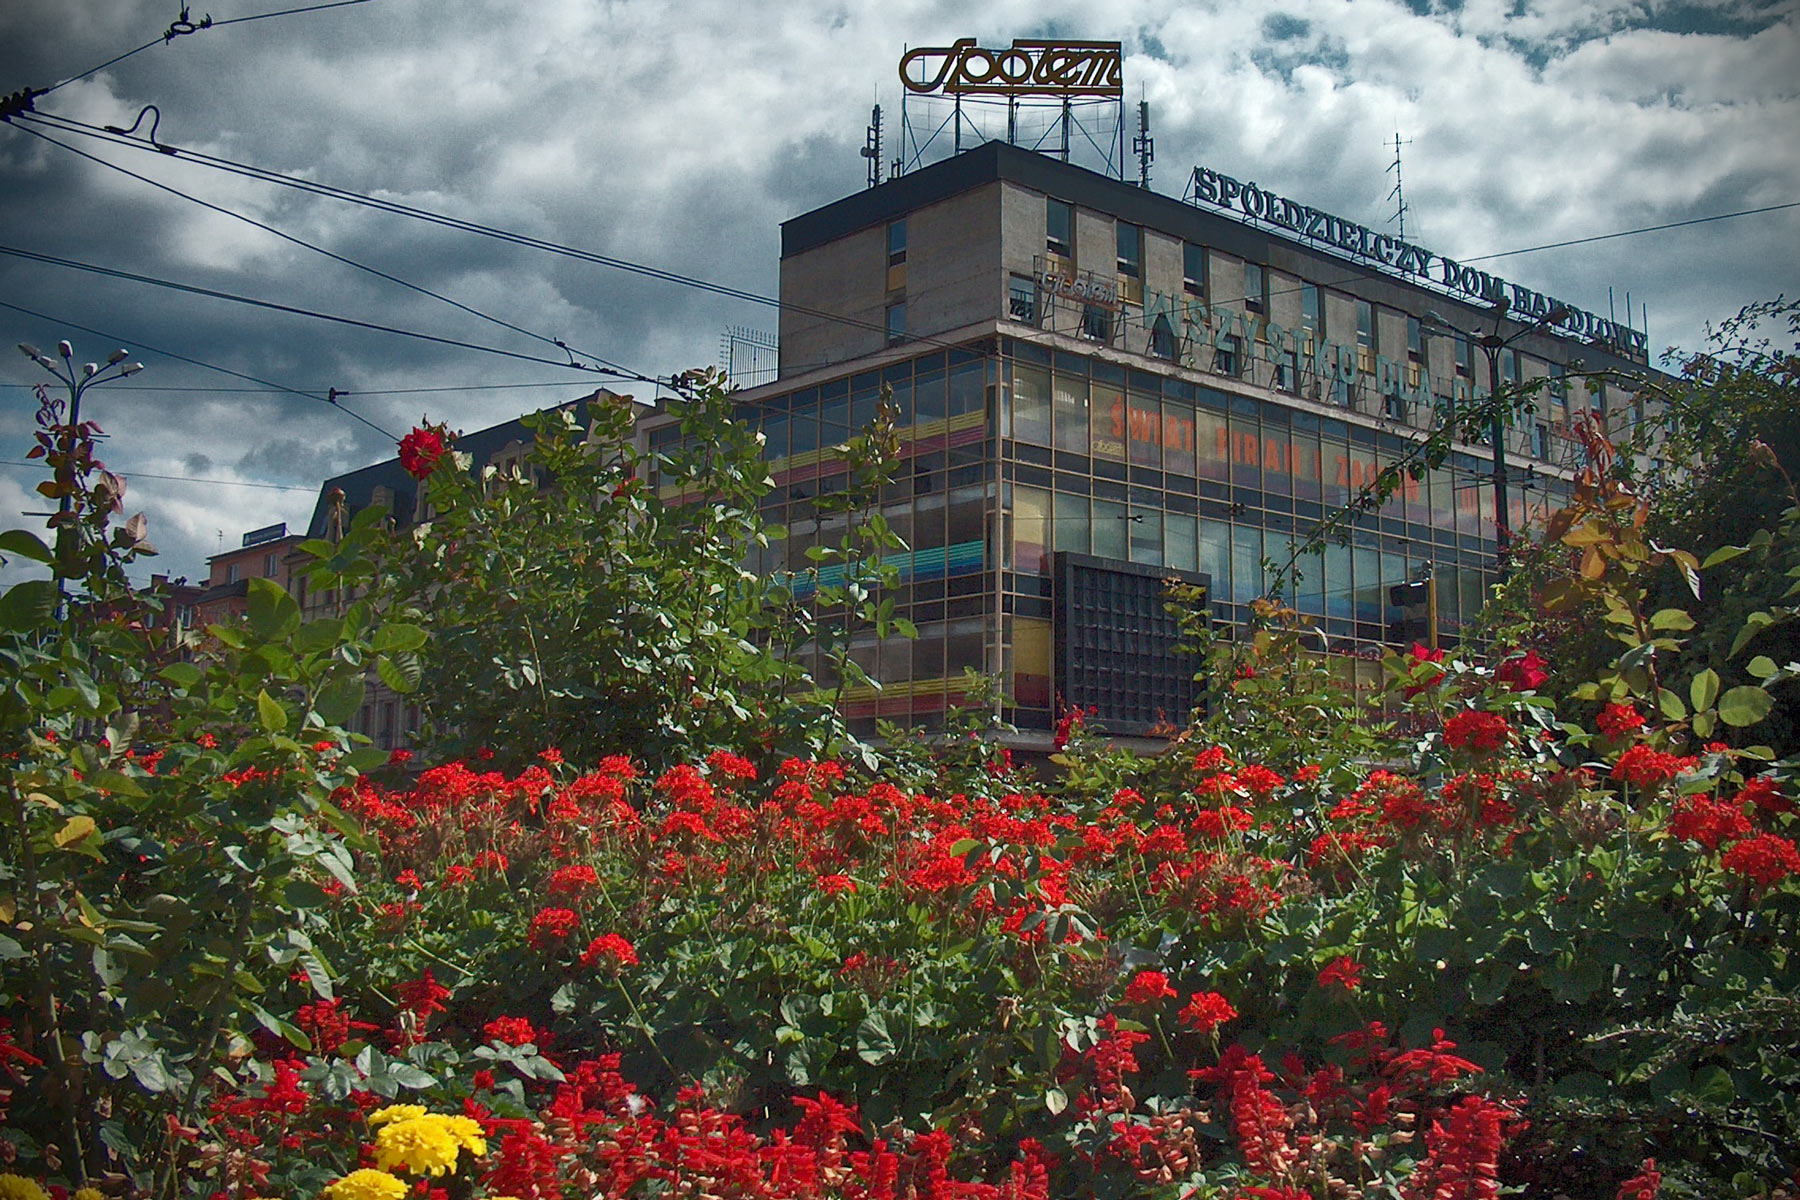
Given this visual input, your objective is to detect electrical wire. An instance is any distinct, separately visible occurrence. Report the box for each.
[0,243,658,387]
[7,119,643,381]
[39,0,376,95]
[0,459,314,491]
[0,380,589,395]
[11,110,991,360]
[0,297,399,439]
[1460,201,1800,264]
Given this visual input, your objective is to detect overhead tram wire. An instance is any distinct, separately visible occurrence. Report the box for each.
[0,297,400,439]
[17,107,1789,389]
[9,110,983,361]
[0,380,598,396]
[0,460,314,492]
[8,119,649,386]
[36,0,377,96]
[0,245,669,398]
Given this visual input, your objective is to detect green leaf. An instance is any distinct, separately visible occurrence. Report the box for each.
[376,652,422,695]
[0,529,54,563]
[372,623,427,654]
[1747,656,1778,681]
[1694,710,1716,739]
[0,579,58,631]
[856,1011,895,1064]
[314,674,366,727]
[1718,685,1774,727]
[158,662,203,689]
[1649,608,1695,632]
[1701,543,1750,569]
[256,689,288,733]
[87,769,147,800]
[1044,1086,1068,1115]
[246,577,301,641]
[1690,669,1721,713]
[1656,688,1687,721]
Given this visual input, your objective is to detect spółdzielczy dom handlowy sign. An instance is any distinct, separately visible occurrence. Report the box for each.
[1191,167,1647,356]
[900,39,1123,98]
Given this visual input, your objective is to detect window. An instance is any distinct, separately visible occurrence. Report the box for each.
[1116,221,1141,278]
[1454,338,1472,378]
[1215,334,1241,376]
[227,562,240,584]
[1356,299,1374,348]
[1244,262,1266,313]
[886,219,906,267]
[264,552,278,576]
[1046,198,1073,259]
[1532,422,1549,459]
[885,301,906,346]
[1407,315,1423,363]
[1183,242,1207,295]
[1500,348,1519,385]
[1081,304,1113,343]
[1149,314,1177,360]
[1384,392,1406,421]
[1300,283,1322,339]
[1008,275,1037,323]
[1275,348,1298,393]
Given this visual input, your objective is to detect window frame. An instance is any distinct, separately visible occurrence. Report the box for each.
[1046,197,1074,259]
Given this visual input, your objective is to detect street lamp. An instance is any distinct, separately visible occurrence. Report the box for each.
[16,339,143,568]
[1420,302,1568,573]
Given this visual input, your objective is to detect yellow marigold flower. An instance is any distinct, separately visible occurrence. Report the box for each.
[0,1177,48,1200]
[366,1103,430,1127]
[320,1170,407,1200]
[73,1187,105,1200]
[370,1111,486,1177]
[438,1113,487,1156]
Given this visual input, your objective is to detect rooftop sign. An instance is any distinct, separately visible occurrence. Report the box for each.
[1190,166,1648,356]
[242,522,287,547]
[900,39,1123,98]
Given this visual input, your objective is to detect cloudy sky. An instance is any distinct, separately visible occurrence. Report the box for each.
[2,0,1797,585]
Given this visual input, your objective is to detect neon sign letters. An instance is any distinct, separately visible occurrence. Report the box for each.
[900,39,1124,98]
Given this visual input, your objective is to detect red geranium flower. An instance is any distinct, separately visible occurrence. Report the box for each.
[398,424,449,480]
[1721,832,1800,888]
[1177,991,1238,1032]
[1318,956,1362,992]
[527,907,580,949]
[1443,710,1511,754]
[1595,703,1646,738]
[1122,970,1177,1006]
[581,932,639,968]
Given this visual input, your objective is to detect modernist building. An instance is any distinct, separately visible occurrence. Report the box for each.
[644,140,1653,741]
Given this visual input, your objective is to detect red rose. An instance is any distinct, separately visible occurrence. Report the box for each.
[398,425,449,480]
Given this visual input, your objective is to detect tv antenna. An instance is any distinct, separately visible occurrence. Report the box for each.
[861,104,884,189]
[1386,129,1412,239]
[1133,97,1154,188]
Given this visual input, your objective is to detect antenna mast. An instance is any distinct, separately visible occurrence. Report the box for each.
[1385,129,1412,240]
[861,104,884,189]
[1133,97,1154,188]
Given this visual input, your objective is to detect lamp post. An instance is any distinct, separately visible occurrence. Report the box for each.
[1420,302,1567,575]
[16,339,144,573]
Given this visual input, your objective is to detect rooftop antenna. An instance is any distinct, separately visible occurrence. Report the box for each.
[1133,96,1154,188]
[1385,129,1412,239]
[861,103,884,189]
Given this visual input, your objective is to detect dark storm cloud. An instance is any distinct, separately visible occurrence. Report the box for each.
[2,0,1796,589]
